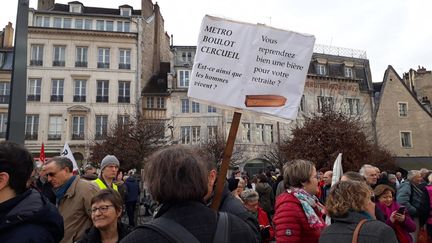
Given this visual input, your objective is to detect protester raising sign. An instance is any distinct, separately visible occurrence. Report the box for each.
[188,15,315,120]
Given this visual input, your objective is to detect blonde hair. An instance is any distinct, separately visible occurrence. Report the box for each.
[283,159,314,188]
[326,180,371,218]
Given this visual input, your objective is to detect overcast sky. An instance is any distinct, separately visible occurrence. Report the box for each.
[2,0,431,82]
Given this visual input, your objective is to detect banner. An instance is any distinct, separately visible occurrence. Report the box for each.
[331,153,343,186]
[61,142,79,171]
[39,142,45,164]
[188,15,315,120]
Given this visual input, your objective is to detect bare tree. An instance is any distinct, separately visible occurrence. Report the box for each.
[89,116,169,171]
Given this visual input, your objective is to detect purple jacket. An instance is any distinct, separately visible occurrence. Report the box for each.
[376,201,416,243]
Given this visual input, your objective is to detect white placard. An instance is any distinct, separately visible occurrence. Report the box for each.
[188,15,315,120]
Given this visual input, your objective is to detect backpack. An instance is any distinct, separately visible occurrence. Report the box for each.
[139,211,229,243]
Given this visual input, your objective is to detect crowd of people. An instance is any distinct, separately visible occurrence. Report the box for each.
[1,140,432,242]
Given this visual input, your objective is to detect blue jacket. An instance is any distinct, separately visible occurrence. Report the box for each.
[0,189,64,242]
[125,176,140,203]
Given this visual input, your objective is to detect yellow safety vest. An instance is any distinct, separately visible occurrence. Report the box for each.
[94,178,118,191]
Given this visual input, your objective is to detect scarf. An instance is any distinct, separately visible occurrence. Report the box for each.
[54,175,76,205]
[289,187,326,230]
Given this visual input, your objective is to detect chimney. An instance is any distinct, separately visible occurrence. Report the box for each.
[1,22,14,48]
[38,0,55,11]
[141,0,154,19]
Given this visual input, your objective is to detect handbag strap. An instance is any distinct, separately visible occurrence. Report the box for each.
[141,217,200,243]
[213,212,229,243]
[352,219,368,243]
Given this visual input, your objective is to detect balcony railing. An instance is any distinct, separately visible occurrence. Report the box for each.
[75,61,88,67]
[30,60,43,66]
[118,96,130,103]
[96,96,108,103]
[27,94,41,101]
[52,61,65,67]
[48,134,61,140]
[50,95,63,102]
[97,62,110,68]
[118,63,130,69]
[73,95,86,102]
[0,95,9,104]
[25,133,38,140]
[72,133,85,140]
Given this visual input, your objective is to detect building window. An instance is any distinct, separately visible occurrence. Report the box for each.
[96,20,113,31]
[146,97,154,108]
[96,80,109,103]
[106,21,113,31]
[156,97,165,108]
[95,115,108,140]
[117,115,129,126]
[317,96,334,112]
[242,123,251,143]
[345,67,354,78]
[72,116,85,140]
[75,19,83,29]
[48,116,62,140]
[30,44,43,66]
[182,52,193,62]
[27,79,41,101]
[256,124,264,143]
[192,126,200,144]
[53,46,66,67]
[317,64,327,76]
[96,20,104,30]
[208,105,217,113]
[25,115,39,140]
[98,48,110,68]
[118,81,130,103]
[0,113,7,138]
[178,70,190,87]
[191,101,200,113]
[345,98,360,116]
[0,82,10,104]
[119,49,131,69]
[117,21,130,32]
[120,8,131,17]
[398,102,408,117]
[181,126,191,144]
[400,131,412,148]
[64,18,72,28]
[265,124,274,143]
[299,95,305,112]
[51,79,64,102]
[53,17,71,28]
[181,99,189,113]
[69,4,82,13]
[75,47,88,67]
[35,16,50,27]
[74,80,86,102]
[84,19,92,29]
[208,126,217,141]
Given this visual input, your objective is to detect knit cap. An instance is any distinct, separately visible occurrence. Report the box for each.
[101,155,120,171]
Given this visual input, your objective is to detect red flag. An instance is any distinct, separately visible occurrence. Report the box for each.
[39,143,46,164]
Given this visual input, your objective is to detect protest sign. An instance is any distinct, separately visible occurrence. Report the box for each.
[188,15,315,120]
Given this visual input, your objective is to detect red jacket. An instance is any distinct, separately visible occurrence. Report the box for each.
[257,207,275,243]
[273,192,323,243]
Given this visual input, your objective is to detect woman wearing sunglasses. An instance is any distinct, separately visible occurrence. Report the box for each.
[77,189,132,243]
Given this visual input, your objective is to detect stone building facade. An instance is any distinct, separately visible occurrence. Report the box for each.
[0,23,14,139]
[375,66,432,168]
[26,1,141,163]
[158,44,375,173]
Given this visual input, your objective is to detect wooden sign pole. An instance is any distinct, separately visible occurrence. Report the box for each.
[210,111,242,210]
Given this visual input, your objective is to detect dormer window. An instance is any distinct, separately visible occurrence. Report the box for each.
[69,3,83,13]
[120,8,131,17]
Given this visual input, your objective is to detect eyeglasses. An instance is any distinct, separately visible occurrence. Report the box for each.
[90,205,115,214]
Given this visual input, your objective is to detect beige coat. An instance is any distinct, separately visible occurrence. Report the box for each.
[58,176,99,243]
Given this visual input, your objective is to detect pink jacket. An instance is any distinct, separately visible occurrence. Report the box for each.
[376,201,416,243]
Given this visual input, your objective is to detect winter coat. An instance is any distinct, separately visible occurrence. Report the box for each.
[397,180,423,217]
[219,184,261,242]
[125,176,140,203]
[256,206,275,243]
[120,201,259,243]
[273,191,323,243]
[255,182,275,215]
[77,222,132,243]
[376,201,416,243]
[0,189,64,243]
[59,176,99,243]
[319,211,398,243]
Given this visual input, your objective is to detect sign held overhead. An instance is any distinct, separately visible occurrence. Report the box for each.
[188,15,315,120]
